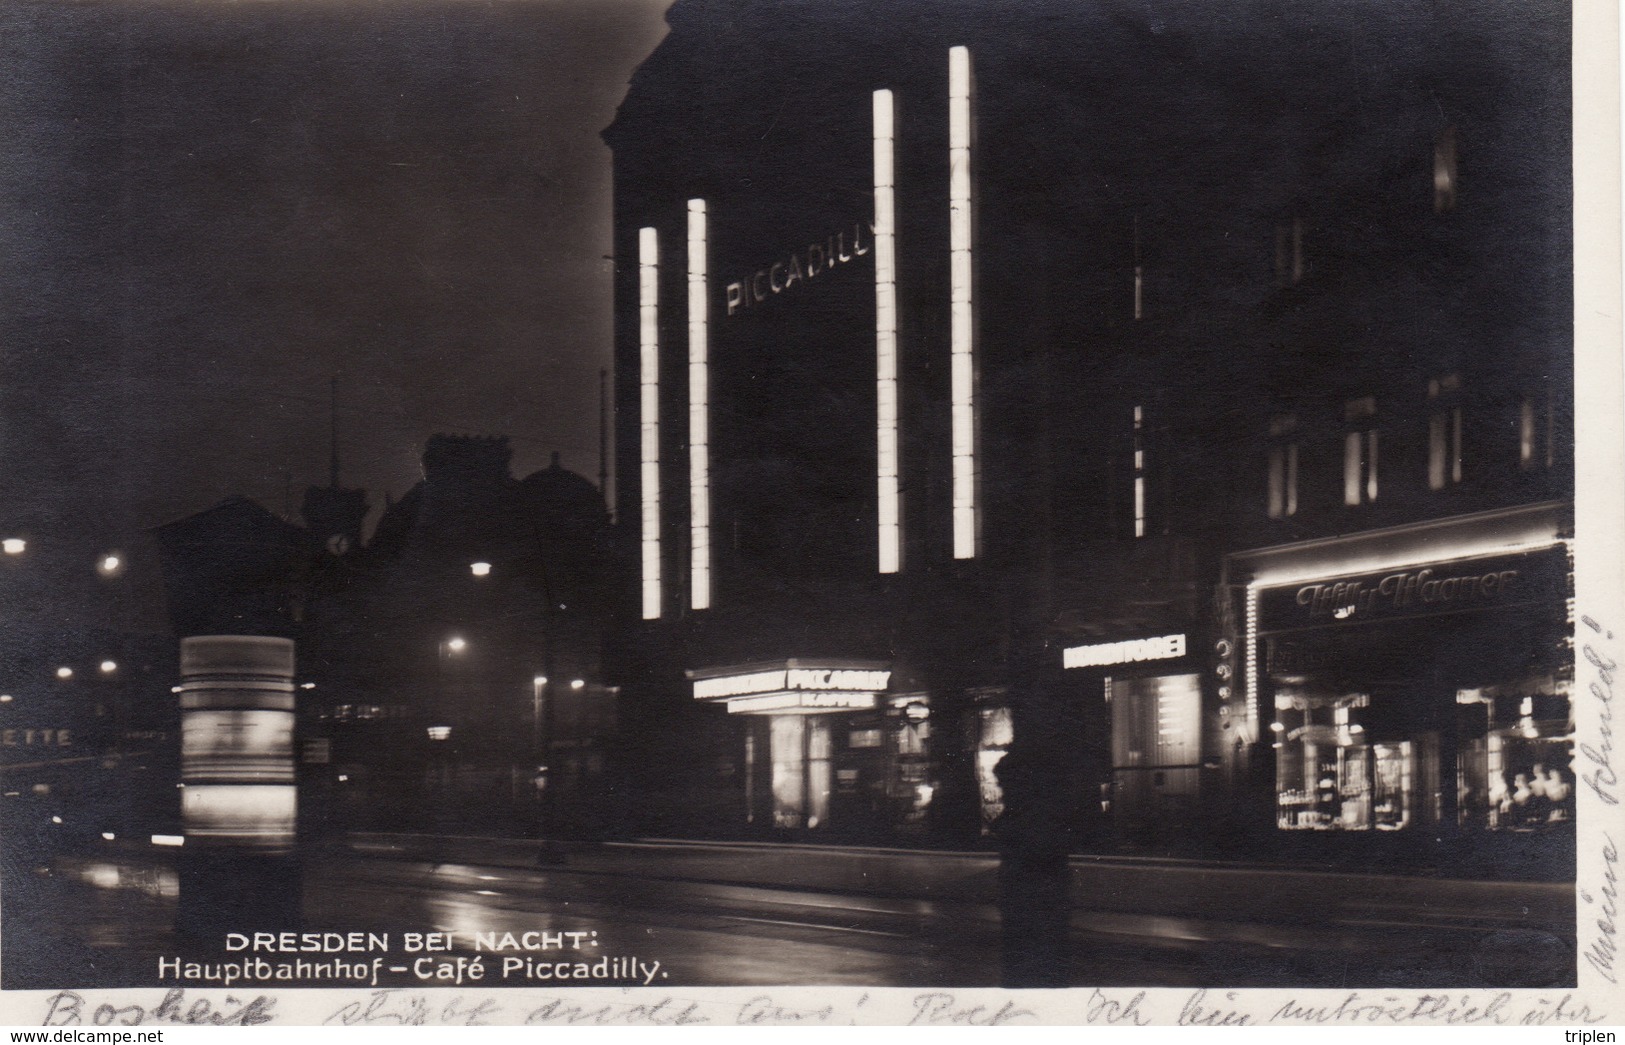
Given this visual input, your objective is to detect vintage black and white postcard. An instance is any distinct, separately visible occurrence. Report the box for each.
[0,0,1619,1029]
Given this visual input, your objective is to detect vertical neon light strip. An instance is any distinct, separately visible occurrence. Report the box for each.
[639,226,661,620]
[1245,586,1260,739]
[687,200,710,608]
[949,46,977,559]
[873,90,900,574]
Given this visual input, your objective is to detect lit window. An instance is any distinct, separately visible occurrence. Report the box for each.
[1427,374,1462,490]
[1275,216,1305,286]
[639,226,661,619]
[1132,216,1143,320]
[874,90,901,574]
[1519,390,1556,471]
[1267,413,1299,519]
[1434,126,1458,213]
[949,46,978,560]
[1343,396,1378,505]
[1519,399,1536,469]
[688,200,710,608]
[1133,405,1146,537]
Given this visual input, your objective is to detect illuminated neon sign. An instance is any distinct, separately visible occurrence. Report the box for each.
[693,667,893,700]
[724,692,879,714]
[1063,633,1187,670]
[722,223,872,317]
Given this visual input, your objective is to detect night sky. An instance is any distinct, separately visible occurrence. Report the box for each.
[1,0,670,624]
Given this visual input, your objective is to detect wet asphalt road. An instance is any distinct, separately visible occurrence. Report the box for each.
[2,848,1575,990]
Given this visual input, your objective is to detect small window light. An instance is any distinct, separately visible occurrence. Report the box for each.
[470,562,492,577]
[300,682,316,690]
[152,834,185,847]
[427,725,452,741]
[101,831,115,841]
[2,539,24,555]
[0,694,12,703]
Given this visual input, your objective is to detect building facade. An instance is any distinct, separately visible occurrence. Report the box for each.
[605,0,1572,868]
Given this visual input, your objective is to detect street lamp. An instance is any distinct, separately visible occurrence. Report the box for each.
[99,660,117,674]
[570,678,585,690]
[445,636,467,654]
[2,539,24,555]
[470,562,492,577]
[97,553,123,577]
[55,667,73,680]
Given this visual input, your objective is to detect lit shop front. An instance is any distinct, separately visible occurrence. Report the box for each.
[689,660,932,833]
[1229,504,1573,835]
[1060,633,1206,833]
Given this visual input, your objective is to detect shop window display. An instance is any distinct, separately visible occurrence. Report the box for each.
[1456,675,1574,830]
[1273,671,1572,832]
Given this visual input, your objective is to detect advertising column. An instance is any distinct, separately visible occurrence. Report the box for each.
[176,635,301,936]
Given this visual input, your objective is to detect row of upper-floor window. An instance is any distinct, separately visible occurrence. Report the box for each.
[1265,374,1557,519]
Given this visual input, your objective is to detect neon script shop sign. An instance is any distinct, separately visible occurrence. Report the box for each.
[1257,547,1564,631]
[1294,566,1519,619]
[724,223,872,316]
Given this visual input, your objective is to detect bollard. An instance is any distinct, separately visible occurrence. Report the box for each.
[175,636,302,937]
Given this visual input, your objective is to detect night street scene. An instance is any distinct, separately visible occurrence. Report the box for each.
[0,0,1581,994]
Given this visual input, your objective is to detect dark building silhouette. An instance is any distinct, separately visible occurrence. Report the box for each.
[148,435,619,838]
[152,496,307,639]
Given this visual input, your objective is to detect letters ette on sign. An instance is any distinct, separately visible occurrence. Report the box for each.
[1063,634,1188,670]
[724,223,872,317]
[1257,546,1564,632]
[693,666,893,701]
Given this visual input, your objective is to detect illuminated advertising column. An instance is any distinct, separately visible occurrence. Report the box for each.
[176,635,301,934]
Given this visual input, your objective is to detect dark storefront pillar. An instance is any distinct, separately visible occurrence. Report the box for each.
[924,681,981,847]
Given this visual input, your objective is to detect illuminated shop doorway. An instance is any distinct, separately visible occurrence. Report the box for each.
[1109,673,1203,829]
[689,660,897,832]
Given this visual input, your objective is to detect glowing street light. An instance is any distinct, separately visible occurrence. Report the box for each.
[533,675,548,686]
[2,539,24,555]
[56,667,73,680]
[570,679,586,690]
[99,660,117,674]
[97,553,124,577]
[470,562,492,577]
[446,637,467,654]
